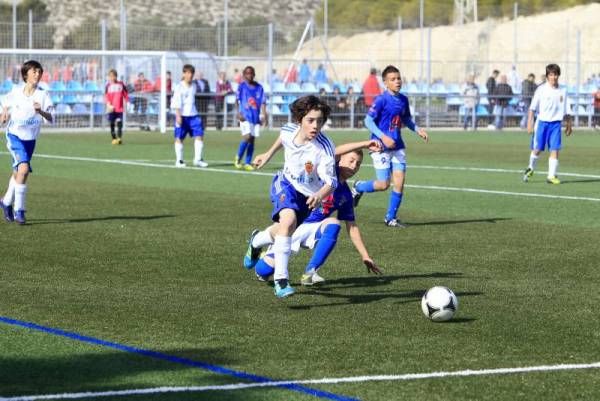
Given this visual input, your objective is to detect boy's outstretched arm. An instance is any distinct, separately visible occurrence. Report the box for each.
[253,136,282,169]
[345,221,383,274]
[400,114,428,142]
[334,139,382,157]
[364,115,396,149]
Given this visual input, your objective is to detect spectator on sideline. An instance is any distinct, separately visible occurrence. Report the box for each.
[486,69,499,114]
[133,72,153,127]
[520,73,537,129]
[493,74,513,130]
[362,68,381,109]
[462,75,479,130]
[215,71,234,130]
[314,64,328,85]
[194,71,211,130]
[299,59,311,84]
[593,86,600,129]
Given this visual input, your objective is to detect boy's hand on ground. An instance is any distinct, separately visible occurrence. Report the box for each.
[363,258,383,275]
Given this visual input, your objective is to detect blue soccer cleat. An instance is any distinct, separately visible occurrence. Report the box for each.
[243,229,262,269]
[0,198,14,222]
[274,279,295,298]
[14,210,26,225]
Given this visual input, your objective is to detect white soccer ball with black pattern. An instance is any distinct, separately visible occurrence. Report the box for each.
[421,286,458,322]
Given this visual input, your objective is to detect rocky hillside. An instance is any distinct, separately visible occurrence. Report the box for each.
[39,0,322,47]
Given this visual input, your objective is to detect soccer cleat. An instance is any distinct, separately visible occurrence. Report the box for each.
[0,198,14,222]
[385,218,407,228]
[243,229,262,269]
[175,160,186,168]
[351,181,364,207]
[546,176,561,185]
[14,210,26,225]
[522,168,534,182]
[243,164,255,171]
[234,156,242,169]
[301,270,326,286]
[111,139,118,145]
[193,160,208,168]
[256,272,271,282]
[117,138,123,145]
[274,279,295,298]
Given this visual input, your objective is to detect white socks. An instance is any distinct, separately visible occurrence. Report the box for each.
[252,230,274,248]
[174,142,184,162]
[194,140,204,163]
[273,235,291,281]
[548,158,559,178]
[14,184,27,211]
[3,176,16,206]
[528,153,539,170]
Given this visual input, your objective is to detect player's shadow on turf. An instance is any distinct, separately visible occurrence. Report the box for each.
[556,178,600,185]
[406,217,511,226]
[28,214,176,225]
[0,348,238,394]
[314,272,464,290]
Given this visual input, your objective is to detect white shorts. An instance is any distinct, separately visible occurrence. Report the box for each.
[240,121,260,137]
[370,148,406,170]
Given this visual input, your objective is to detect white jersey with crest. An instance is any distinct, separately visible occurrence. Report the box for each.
[171,81,198,116]
[3,85,53,140]
[280,122,337,197]
[529,82,571,122]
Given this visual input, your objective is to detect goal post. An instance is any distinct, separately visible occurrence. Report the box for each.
[0,49,168,133]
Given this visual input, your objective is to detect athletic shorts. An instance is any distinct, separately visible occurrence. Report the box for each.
[270,172,310,224]
[174,115,204,139]
[370,148,407,181]
[240,121,260,137]
[531,120,561,151]
[6,133,35,172]
[107,112,123,122]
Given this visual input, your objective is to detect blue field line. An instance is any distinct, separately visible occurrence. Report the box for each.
[0,316,360,401]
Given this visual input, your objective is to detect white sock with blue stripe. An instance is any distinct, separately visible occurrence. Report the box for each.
[14,184,27,212]
[3,176,16,206]
[528,153,538,170]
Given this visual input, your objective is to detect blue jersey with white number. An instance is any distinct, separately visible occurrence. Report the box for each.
[367,91,415,150]
[304,172,355,224]
[237,81,264,124]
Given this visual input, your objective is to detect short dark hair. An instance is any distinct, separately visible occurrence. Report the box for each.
[243,66,255,74]
[290,95,331,123]
[546,63,561,77]
[492,69,500,75]
[182,64,195,74]
[21,60,43,81]
[381,65,400,80]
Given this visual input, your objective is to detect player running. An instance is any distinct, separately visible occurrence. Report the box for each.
[352,65,428,227]
[0,60,54,225]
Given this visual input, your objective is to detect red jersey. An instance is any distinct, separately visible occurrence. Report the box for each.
[105,81,129,113]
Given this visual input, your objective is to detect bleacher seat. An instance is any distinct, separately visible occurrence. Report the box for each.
[55,104,72,114]
[447,83,461,94]
[446,96,463,106]
[317,83,332,93]
[273,82,287,93]
[66,80,83,91]
[301,82,317,93]
[93,102,105,115]
[404,83,419,94]
[1,79,13,92]
[84,80,100,91]
[286,83,301,93]
[270,104,284,115]
[71,103,88,115]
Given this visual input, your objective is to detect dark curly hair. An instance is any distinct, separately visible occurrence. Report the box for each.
[290,95,331,123]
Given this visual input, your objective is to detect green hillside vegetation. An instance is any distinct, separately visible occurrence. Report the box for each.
[315,0,597,31]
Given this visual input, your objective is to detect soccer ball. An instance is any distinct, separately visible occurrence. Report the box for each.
[421,286,458,322]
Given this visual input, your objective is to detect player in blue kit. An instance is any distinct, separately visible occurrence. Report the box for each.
[0,60,53,225]
[172,64,207,168]
[244,95,337,298]
[352,65,429,227]
[234,66,267,171]
[522,63,572,185]
[251,142,384,285]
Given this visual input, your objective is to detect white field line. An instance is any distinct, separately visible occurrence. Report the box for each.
[4,361,600,401]
[3,153,600,202]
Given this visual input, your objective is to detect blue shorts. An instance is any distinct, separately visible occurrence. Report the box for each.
[6,133,35,172]
[270,172,310,224]
[174,115,204,139]
[107,112,123,122]
[531,120,561,151]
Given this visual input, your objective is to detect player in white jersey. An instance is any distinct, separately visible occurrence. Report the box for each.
[0,60,53,225]
[522,64,572,184]
[244,95,337,298]
[171,64,207,168]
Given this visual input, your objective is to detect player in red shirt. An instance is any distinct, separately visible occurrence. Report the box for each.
[105,69,129,145]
